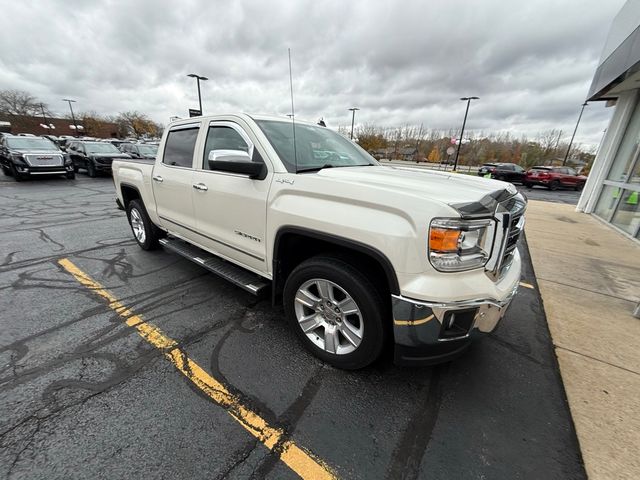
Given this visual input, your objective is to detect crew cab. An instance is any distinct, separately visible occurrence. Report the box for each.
[0,135,75,181]
[112,114,526,369]
[524,166,587,190]
[68,140,131,177]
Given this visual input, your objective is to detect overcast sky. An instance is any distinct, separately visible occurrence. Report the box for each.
[0,0,627,148]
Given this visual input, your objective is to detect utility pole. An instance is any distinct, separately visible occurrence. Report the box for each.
[348,107,359,140]
[453,96,479,171]
[187,73,208,115]
[563,102,588,166]
[62,99,79,136]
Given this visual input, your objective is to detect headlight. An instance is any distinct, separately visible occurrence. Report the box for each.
[428,218,495,272]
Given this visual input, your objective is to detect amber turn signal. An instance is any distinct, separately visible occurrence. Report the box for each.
[429,228,460,252]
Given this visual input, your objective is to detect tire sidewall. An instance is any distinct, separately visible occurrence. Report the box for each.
[87,161,97,177]
[127,200,158,250]
[283,257,385,370]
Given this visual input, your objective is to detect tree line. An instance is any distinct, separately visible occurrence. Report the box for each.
[340,123,596,170]
[0,89,162,138]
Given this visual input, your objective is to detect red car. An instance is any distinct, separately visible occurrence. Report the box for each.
[524,166,587,191]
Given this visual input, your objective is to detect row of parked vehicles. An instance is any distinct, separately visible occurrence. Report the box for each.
[477,162,588,190]
[0,133,158,181]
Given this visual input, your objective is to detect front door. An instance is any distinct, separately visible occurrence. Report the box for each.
[152,124,201,241]
[190,121,271,274]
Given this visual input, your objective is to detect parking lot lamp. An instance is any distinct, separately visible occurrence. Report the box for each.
[348,107,359,140]
[187,73,208,115]
[562,102,588,166]
[453,96,479,171]
[62,99,79,137]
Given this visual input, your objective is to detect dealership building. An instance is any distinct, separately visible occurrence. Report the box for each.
[577,0,640,242]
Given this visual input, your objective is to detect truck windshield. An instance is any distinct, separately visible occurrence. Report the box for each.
[6,137,57,150]
[255,120,377,173]
[84,143,121,154]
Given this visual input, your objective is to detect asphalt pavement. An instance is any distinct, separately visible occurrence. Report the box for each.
[0,174,585,479]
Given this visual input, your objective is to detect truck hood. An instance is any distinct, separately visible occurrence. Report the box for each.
[315,165,518,211]
[12,149,63,155]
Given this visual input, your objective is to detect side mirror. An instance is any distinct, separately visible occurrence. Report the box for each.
[207,150,266,179]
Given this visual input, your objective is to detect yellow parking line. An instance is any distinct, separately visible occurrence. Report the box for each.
[58,258,336,480]
[519,281,535,289]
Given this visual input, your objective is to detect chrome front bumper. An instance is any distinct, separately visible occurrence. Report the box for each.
[391,285,518,365]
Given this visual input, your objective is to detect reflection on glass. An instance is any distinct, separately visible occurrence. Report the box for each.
[595,185,620,220]
[608,99,640,182]
[611,189,640,235]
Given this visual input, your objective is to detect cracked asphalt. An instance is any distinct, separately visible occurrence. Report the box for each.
[0,174,586,479]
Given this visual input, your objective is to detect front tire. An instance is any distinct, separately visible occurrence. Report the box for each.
[549,180,560,191]
[575,182,585,191]
[66,171,76,180]
[126,199,161,250]
[283,256,386,370]
[87,161,97,178]
[10,163,25,182]
[2,164,11,176]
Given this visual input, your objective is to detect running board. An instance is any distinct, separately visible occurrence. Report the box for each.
[159,237,270,296]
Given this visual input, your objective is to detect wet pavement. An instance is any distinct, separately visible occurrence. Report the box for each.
[0,175,585,479]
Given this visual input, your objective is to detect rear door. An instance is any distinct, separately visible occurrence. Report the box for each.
[152,123,201,240]
[190,121,271,273]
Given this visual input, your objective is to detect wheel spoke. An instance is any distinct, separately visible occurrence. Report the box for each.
[315,280,332,301]
[339,320,362,347]
[299,313,322,333]
[295,288,319,309]
[324,327,339,354]
[338,297,359,315]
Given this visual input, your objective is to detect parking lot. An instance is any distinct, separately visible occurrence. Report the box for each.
[0,175,586,479]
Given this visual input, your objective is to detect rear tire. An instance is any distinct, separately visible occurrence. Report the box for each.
[126,199,161,250]
[283,256,386,370]
[575,182,585,191]
[524,181,532,189]
[549,180,560,191]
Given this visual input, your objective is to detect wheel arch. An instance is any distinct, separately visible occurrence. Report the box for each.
[272,226,400,305]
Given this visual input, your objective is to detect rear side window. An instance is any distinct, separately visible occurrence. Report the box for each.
[163,128,199,168]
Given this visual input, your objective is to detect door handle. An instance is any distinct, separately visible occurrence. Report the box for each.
[193,183,208,191]
[152,175,163,182]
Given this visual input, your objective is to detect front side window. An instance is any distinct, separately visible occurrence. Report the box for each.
[255,120,376,173]
[163,128,199,168]
[84,143,120,154]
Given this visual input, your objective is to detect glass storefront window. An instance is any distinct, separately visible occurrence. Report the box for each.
[607,99,640,182]
[595,185,621,220]
[611,189,640,235]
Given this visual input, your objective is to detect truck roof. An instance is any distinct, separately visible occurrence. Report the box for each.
[167,113,319,129]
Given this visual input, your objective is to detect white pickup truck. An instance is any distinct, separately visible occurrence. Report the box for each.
[112,114,526,369]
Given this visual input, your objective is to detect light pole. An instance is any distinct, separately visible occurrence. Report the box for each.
[562,102,588,166]
[62,99,79,136]
[187,73,208,115]
[39,103,49,130]
[453,96,479,171]
[348,107,359,140]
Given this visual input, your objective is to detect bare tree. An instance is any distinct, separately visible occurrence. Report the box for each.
[115,111,159,138]
[0,89,50,117]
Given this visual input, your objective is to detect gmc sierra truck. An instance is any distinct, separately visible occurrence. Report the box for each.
[112,114,526,369]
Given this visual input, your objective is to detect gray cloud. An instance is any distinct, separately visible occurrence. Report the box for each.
[0,0,625,147]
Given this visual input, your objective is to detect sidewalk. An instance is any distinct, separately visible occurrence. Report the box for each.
[525,200,640,480]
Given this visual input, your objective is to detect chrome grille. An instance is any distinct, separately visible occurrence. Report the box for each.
[24,154,64,167]
[486,194,526,279]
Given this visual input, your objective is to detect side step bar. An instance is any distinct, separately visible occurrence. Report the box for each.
[159,237,270,296]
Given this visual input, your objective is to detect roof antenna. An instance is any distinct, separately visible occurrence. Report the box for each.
[288,48,298,172]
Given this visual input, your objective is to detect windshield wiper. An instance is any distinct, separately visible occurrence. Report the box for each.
[296,164,335,173]
[296,163,376,174]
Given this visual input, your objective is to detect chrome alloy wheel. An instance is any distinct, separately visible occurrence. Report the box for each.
[130,208,146,243]
[294,278,364,355]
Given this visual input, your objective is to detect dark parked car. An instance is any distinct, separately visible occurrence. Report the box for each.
[0,135,75,181]
[67,141,130,177]
[119,142,158,159]
[524,166,587,191]
[477,162,527,184]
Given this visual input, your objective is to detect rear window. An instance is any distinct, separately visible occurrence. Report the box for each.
[163,128,199,168]
[531,167,551,172]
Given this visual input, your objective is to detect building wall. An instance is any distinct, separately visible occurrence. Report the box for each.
[0,114,120,138]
